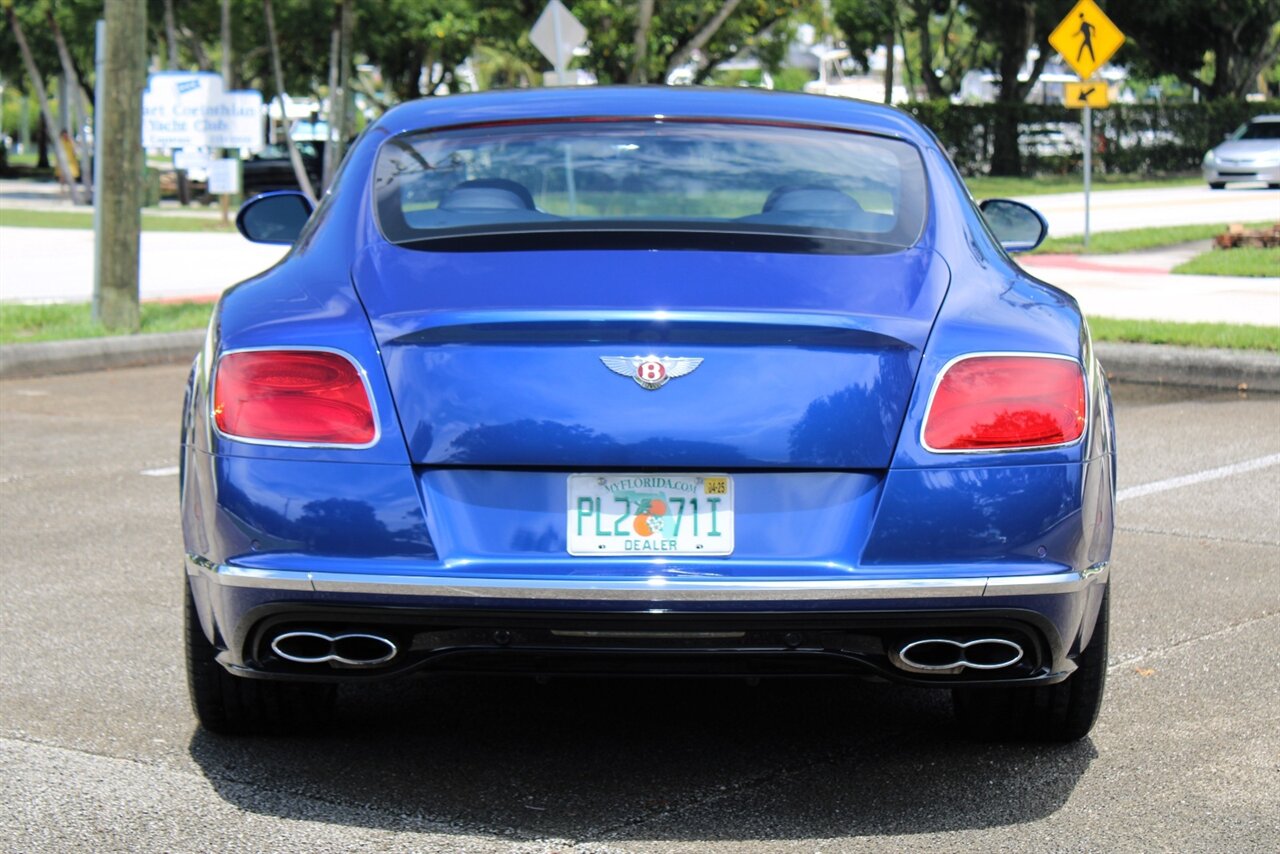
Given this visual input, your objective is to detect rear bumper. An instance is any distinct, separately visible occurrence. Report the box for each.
[1203,163,1280,183]
[186,555,1109,687]
[190,554,1106,601]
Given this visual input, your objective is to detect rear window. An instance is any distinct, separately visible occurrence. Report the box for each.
[373,120,927,251]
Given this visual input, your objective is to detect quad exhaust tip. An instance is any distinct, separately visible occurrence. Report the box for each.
[891,637,1024,675]
[270,630,398,667]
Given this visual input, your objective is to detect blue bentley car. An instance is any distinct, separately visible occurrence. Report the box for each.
[182,87,1115,740]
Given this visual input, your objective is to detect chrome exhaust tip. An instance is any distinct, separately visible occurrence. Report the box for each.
[270,630,398,667]
[890,637,1024,675]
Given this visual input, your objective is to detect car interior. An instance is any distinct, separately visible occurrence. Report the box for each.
[393,177,895,236]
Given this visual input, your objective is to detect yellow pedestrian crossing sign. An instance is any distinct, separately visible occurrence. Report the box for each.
[1049,0,1125,81]
[1065,80,1110,108]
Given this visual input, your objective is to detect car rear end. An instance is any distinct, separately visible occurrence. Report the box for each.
[182,90,1114,739]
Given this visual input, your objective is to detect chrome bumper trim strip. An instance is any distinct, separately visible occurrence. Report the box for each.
[187,555,1107,602]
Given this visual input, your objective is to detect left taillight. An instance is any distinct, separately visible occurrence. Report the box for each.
[213,350,376,445]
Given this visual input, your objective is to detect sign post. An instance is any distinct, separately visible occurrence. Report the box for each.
[1084,104,1091,245]
[1048,0,1125,250]
[530,1,588,212]
[530,0,587,87]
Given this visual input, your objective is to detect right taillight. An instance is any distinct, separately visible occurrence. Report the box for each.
[923,355,1086,452]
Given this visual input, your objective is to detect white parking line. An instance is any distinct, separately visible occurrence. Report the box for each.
[140,466,180,477]
[1117,453,1280,503]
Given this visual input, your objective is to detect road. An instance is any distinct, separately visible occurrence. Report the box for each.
[0,226,288,303]
[1,365,1277,852]
[1,185,1276,306]
[1010,184,1280,237]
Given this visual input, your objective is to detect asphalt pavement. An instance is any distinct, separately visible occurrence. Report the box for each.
[1,365,1277,852]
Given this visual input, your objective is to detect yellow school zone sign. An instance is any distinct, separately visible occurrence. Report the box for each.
[1049,0,1126,81]
[1065,80,1110,108]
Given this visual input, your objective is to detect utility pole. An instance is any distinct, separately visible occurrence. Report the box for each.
[94,0,147,331]
[220,0,235,225]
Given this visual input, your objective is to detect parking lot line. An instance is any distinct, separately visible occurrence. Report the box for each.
[1117,452,1280,503]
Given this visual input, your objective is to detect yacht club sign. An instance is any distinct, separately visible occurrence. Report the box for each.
[142,72,264,151]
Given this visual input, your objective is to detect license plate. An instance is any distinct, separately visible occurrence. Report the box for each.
[566,474,734,556]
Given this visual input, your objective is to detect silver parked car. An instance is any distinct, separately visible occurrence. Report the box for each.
[1202,115,1280,189]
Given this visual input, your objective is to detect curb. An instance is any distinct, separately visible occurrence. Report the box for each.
[1,330,1278,392]
[0,330,204,380]
[1094,342,1280,392]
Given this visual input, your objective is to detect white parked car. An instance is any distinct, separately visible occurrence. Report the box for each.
[1202,115,1280,189]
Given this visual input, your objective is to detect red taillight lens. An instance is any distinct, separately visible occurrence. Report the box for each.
[923,355,1085,451]
[214,350,376,445]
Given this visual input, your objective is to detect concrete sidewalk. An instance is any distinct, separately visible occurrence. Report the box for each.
[0,226,287,302]
[1017,242,1280,326]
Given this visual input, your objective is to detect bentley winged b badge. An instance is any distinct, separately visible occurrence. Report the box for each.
[600,355,704,390]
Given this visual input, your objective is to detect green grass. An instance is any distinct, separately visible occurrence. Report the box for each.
[1034,221,1275,255]
[966,174,1202,198]
[1172,246,1280,278]
[1088,317,1279,352]
[0,301,215,344]
[0,207,235,233]
[4,151,45,168]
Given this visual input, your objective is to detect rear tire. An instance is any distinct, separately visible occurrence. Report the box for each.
[185,583,336,735]
[953,585,1109,742]
[1208,182,1226,190]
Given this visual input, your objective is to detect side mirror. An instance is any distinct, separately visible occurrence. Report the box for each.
[235,190,314,245]
[979,198,1049,253]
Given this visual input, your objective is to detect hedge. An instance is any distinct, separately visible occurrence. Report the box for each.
[904,100,1280,177]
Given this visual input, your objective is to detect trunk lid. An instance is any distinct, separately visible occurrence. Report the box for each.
[353,244,948,469]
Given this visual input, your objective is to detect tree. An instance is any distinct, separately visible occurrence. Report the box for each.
[629,0,656,82]
[358,0,488,101]
[264,0,317,201]
[3,3,84,203]
[1112,0,1280,100]
[96,0,147,332]
[909,0,983,100]
[174,0,332,99]
[831,0,899,102]
[965,0,1072,175]
[565,0,807,85]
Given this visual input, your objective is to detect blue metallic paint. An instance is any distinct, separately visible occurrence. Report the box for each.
[181,87,1115,682]
[352,245,948,468]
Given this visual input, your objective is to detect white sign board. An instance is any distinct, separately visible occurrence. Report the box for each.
[143,72,264,152]
[173,149,212,172]
[207,158,241,195]
[530,0,587,71]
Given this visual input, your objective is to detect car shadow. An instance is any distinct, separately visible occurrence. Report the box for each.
[188,674,1095,842]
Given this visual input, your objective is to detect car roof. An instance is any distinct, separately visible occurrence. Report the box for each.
[1248,114,1280,122]
[372,86,931,144]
